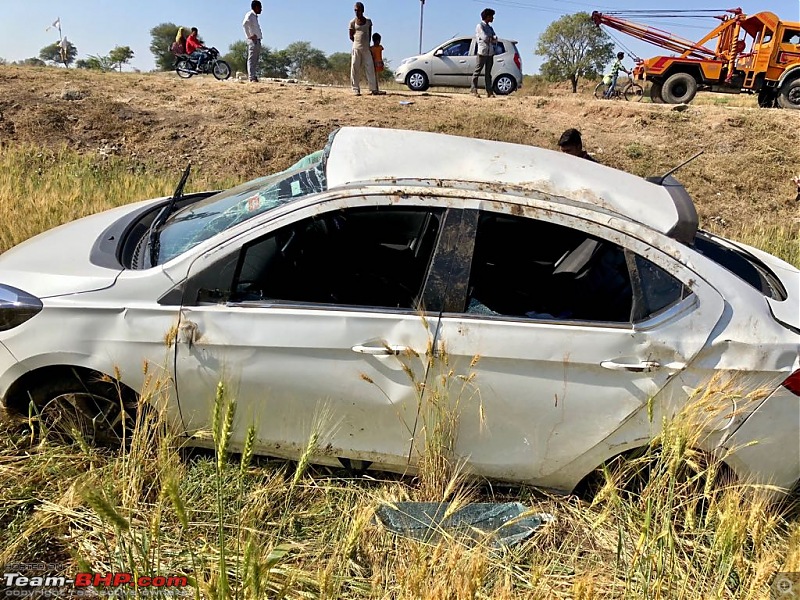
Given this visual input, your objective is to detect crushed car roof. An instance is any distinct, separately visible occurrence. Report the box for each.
[325,127,697,243]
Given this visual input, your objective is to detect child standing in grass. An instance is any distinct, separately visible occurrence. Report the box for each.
[371,33,386,94]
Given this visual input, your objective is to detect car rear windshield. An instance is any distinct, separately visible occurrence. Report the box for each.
[151,150,326,266]
[693,231,787,300]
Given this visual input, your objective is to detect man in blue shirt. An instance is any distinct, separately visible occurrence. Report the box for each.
[471,8,498,98]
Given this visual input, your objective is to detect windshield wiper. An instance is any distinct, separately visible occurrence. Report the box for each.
[148,162,191,268]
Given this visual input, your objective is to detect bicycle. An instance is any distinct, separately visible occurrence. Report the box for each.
[594,78,644,102]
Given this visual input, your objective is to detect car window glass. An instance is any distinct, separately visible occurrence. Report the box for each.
[152,150,326,266]
[441,40,471,57]
[630,254,689,322]
[493,42,505,55]
[463,213,689,324]
[227,206,443,310]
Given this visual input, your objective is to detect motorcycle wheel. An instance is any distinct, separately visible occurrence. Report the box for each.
[212,60,232,81]
[176,59,194,79]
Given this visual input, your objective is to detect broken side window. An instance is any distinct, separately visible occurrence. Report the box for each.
[464,212,633,322]
[228,206,443,310]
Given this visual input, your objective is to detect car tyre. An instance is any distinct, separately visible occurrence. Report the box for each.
[406,70,429,92]
[27,371,138,447]
[777,77,800,109]
[493,74,517,95]
[661,72,698,104]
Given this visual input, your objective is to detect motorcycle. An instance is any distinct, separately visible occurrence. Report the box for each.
[175,47,231,81]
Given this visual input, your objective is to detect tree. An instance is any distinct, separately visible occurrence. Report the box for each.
[259,47,290,78]
[39,40,78,67]
[109,46,134,72]
[327,52,351,75]
[281,41,328,78]
[535,12,614,93]
[15,57,46,67]
[0,57,6,66]
[76,55,114,71]
[223,40,248,75]
[150,22,188,70]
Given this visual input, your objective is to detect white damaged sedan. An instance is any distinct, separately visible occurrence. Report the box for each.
[1,127,798,494]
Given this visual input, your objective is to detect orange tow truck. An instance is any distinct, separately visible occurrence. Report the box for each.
[591,9,800,108]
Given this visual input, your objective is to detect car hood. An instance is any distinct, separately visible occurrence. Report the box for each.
[0,201,150,299]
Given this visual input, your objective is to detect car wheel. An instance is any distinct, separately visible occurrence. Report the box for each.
[493,74,517,95]
[212,60,231,81]
[661,72,698,104]
[649,81,664,103]
[28,371,138,446]
[176,59,193,79]
[777,77,800,110]
[406,70,429,92]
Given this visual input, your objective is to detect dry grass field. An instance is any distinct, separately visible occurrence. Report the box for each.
[0,65,798,599]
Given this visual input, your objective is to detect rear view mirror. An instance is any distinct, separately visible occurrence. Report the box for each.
[434,49,444,56]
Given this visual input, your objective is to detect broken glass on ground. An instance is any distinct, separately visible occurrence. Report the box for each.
[374,501,553,548]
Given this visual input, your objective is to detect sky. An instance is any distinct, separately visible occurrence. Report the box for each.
[1,0,799,74]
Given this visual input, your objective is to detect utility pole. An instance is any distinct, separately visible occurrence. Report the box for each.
[419,0,426,55]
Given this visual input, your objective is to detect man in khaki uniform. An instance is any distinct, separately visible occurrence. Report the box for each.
[349,2,381,96]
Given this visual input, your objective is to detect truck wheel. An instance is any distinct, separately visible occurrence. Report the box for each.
[661,73,697,104]
[777,78,800,109]
[649,81,664,103]
[758,88,776,108]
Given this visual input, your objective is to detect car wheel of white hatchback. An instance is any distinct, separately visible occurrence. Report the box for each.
[493,74,517,95]
[406,70,429,92]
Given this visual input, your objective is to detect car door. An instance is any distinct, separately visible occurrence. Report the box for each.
[430,39,475,86]
[425,207,725,487]
[173,199,446,471]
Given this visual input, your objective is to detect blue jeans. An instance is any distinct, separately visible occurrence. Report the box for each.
[605,74,619,97]
[190,50,207,70]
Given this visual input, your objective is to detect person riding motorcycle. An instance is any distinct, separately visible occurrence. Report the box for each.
[185,27,209,71]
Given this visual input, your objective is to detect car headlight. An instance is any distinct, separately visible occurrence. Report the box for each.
[0,285,43,331]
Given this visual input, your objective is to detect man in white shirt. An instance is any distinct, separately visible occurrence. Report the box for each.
[242,0,263,82]
[471,8,498,97]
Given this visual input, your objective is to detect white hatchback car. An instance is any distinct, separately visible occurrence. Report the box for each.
[1,127,798,495]
[394,37,523,95]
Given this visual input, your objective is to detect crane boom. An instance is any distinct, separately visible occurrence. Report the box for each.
[590,10,743,60]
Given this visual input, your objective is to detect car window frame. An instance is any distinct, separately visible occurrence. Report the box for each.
[178,195,459,316]
[439,39,472,57]
[438,204,700,330]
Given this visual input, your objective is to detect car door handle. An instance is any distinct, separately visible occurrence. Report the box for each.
[459,59,467,63]
[352,344,410,356]
[600,360,661,373]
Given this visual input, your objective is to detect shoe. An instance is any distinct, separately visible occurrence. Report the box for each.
[354,91,362,96]
[249,78,259,83]
[370,90,386,95]
[487,93,496,98]
[470,89,479,97]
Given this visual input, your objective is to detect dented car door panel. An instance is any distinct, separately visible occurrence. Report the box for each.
[174,197,448,469]
[427,206,726,485]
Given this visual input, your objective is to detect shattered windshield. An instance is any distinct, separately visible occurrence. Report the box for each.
[152,150,326,265]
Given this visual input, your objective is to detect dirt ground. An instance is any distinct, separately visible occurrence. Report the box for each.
[1,66,798,232]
